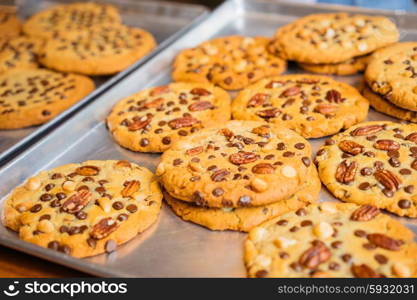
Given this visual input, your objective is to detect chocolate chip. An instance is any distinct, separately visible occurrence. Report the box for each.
[389,157,400,168]
[45,183,55,191]
[212,188,224,197]
[329,262,340,271]
[117,213,128,222]
[301,220,312,227]
[277,142,286,150]
[301,157,310,167]
[359,182,370,190]
[354,230,367,237]
[140,138,149,147]
[341,254,352,262]
[238,195,251,206]
[51,173,63,179]
[87,238,96,249]
[48,241,59,250]
[30,204,42,213]
[331,241,342,249]
[360,167,373,176]
[39,214,51,221]
[58,245,71,255]
[105,239,117,253]
[398,199,411,209]
[289,226,299,232]
[40,193,52,202]
[382,189,393,197]
[126,204,137,213]
[76,211,87,220]
[290,262,302,271]
[277,220,288,226]
[404,185,414,193]
[112,201,124,210]
[162,137,171,145]
[399,168,411,175]
[173,159,183,166]
[295,208,306,216]
[283,151,294,157]
[374,254,388,264]
[255,270,268,278]
[279,252,289,259]
[363,243,377,250]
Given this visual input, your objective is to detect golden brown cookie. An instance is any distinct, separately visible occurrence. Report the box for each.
[245,202,417,278]
[38,24,156,75]
[365,42,417,112]
[0,68,95,129]
[0,36,44,74]
[172,35,286,90]
[22,2,121,39]
[316,121,417,217]
[164,165,320,232]
[270,13,399,64]
[157,120,312,208]
[2,160,162,258]
[298,55,370,76]
[107,82,231,153]
[232,74,369,138]
[0,8,21,41]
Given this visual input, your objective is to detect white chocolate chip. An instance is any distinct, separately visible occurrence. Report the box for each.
[234,60,247,72]
[355,19,365,27]
[155,163,165,176]
[222,207,234,213]
[97,197,111,213]
[203,45,218,56]
[26,177,41,191]
[37,220,54,233]
[320,20,331,27]
[392,263,410,278]
[256,58,267,66]
[254,254,271,268]
[320,202,338,213]
[274,236,297,249]
[250,177,269,192]
[188,162,204,173]
[319,42,328,49]
[358,42,368,52]
[325,28,335,38]
[251,227,267,243]
[199,56,209,64]
[16,204,27,213]
[345,25,355,33]
[282,166,297,178]
[313,221,334,239]
[342,40,352,48]
[62,180,75,192]
[242,37,255,47]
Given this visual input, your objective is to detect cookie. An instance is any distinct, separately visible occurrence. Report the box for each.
[365,42,417,112]
[269,13,399,64]
[2,160,162,258]
[107,82,231,153]
[316,121,417,217]
[361,83,417,122]
[157,120,312,208]
[164,165,320,232]
[244,202,417,278]
[232,74,369,138]
[0,9,21,41]
[0,69,95,129]
[0,36,44,74]
[38,24,156,75]
[172,35,286,90]
[22,2,121,39]
[298,55,369,76]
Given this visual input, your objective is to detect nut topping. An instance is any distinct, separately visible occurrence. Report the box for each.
[280,86,300,97]
[350,205,380,221]
[186,146,204,156]
[314,103,337,115]
[75,165,100,176]
[338,140,364,155]
[149,85,170,96]
[251,125,270,137]
[121,180,140,197]
[211,169,230,182]
[61,190,91,214]
[256,108,280,119]
[350,125,384,136]
[351,264,383,278]
[188,101,214,111]
[374,169,401,191]
[190,87,211,96]
[229,151,258,165]
[168,116,199,129]
[252,163,275,174]
[128,114,152,131]
[299,240,331,269]
[367,233,402,251]
[247,93,269,107]
[325,89,342,103]
[90,217,118,240]
[335,160,357,184]
[373,139,400,151]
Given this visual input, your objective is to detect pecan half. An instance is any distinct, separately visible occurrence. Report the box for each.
[252,163,275,174]
[186,146,203,156]
[188,101,214,111]
[338,140,364,155]
[314,103,337,115]
[220,128,234,141]
[168,116,199,129]
[252,125,270,138]
[374,169,401,191]
[373,139,400,151]
[411,159,417,170]
[115,160,131,168]
[367,233,402,251]
[325,89,342,103]
[350,205,380,221]
[75,165,100,176]
[144,97,164,108]
[280,86,300,97]
[350,125,384,136]
[211,169,230,182]
[335,160,357,184]
[90,217,118,240]
[256,108,280,119]
[61,190,91,214]
[190,88,211,96]
[351,264,383,278]
[229,151,258,165]
[247,93,269,108]
[121,180,140,197]
[299,240,331,269]
[405,132,417,143]
[296,78,319,84]
[149,85,170,96]
[128,114,152,131]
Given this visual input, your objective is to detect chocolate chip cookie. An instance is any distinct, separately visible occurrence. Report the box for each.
[269,13,399,64]
[316,121,417,217]
[0,68,95,129]
[22,2,121,39]
[38,24,156,75]
[298,55,370,76]
[0,9,21,42]
[164,165,320,232]
[3,160,162,258]
[172,35,286,90]
[107,82,231,153]
[232,74,369,138]
[157,120,312,208]
[245,202,417,277]
[365,42,417,111]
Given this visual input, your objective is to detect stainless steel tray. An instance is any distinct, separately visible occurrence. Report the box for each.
[0,0,208,165]
[1,0,417,277]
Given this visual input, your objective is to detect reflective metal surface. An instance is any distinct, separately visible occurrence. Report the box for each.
[0,0,208,165]
[0,0,416,277]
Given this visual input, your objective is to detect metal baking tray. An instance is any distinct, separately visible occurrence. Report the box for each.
[0,0,208,165]
[1,0,417,277]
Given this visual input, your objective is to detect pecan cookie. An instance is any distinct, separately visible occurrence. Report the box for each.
[164,165,320,232]
[157,120,312,208]
[107,82,231,153]
[0,68,94,129]
[22,2,121,39]
[316,121,417,217]
[172,35,286,90]
[298,55,370,76]
[0,37,44,74]
[361,83,417,122]
[0,9,21,42]
[2,160,162,258]
[365,42,417,112]
[269,13,399,64]
[232,74,369,138]
[245,202,417,278]
[38,24,156,75]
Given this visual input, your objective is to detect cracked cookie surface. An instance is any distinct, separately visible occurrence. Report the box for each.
[157,120,312,208]
[232,74,369,138]
[316,121,417,217]
[172,35,286,90]
[2,160,162,258]
[107,82,231,153]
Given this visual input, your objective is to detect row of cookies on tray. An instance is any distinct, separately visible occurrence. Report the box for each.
[0,2,156,129]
